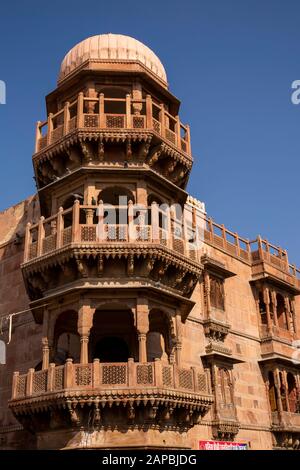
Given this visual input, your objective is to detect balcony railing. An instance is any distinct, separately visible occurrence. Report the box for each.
[23,202,200,263]
[35,93,191,156]
[272,411,300,429]
[11,359,211,400]
[203,216,300,288]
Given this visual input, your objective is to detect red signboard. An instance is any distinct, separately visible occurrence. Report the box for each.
[199,440,248,450]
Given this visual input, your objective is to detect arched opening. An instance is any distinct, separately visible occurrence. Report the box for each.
[100,86,128,114]
[98,186,135,225]
[147,194,165,229]
[147,309,172,362]
[277,294,287,329]
[268,371,278,412]
[279,371,288,411]
[53,310,80,364]
[90,307,138,362]
[94,336,129,362]
[61,193,85,226]
[287,372,297,413]
[258,291,267,325]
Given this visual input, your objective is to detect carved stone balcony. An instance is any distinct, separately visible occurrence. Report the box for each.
[22,202,202,301]
[33,93,192,190]
[250,237,300,294]
[9,359,213,440]
[203,218,300,291]
[271,411,300,432]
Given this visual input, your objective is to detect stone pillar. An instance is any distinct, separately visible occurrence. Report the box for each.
[175,313,183,365]
[274,368,284,416]
[204,270,211,319]
[291,298,297,334]
[42,308,50,369]
[80,335,89,364]
[42,338,50,370]
[138,333,147,363]
[271,290,279,328]
[136,298,149,363]
[56,207,64,249]
[85,208,94,225]
[284,297,294,334]
[136,181,147,207]
[37,216,45,257]
[72,199,80,242]
[263,286,272,332]
[128,199,134,242]
[132,81,142,115]
[282,370,290,412]
[151,201,159,242]
[78,304,95,364]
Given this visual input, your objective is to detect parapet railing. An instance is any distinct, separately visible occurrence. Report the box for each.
[23,202,300,283]
[11,359,211,400]
[23,201,200,263]
[203,216,300,283]
[35,93,191,156]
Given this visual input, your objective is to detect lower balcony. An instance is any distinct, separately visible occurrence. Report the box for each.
[271,411,300,450]
[271,410,300,432]
[9,359,213,448]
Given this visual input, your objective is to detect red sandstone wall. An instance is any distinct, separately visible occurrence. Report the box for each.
[0,195,42,449]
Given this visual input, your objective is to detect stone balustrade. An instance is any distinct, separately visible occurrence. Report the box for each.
[11,358,211,400]
[204,217,300,288]
[35,93,191,156]
[23,201,200,264]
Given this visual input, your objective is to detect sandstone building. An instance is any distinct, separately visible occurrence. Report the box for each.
[0,34,300,450]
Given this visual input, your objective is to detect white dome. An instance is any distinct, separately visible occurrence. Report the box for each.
[58,33,167,85]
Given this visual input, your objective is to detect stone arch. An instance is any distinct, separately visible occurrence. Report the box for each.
[268,370,278,412]
[89,305,138,362]
[53,310,80,364]
[277,293,287,329]
[287,372,297,413]
[147,309,174,362]
[60,193,85,226]
[98,86,129,114]
[258,290,267,325]
[98,185,135,205]
[98,185,135,225]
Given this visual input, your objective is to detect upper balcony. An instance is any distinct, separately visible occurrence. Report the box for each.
[34,93,191,159]
[22,201,202,301]
[203,217,300,292]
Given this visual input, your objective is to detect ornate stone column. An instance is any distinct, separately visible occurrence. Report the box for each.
[136,298,149,363]
[42,338,50,370]
[175,313,183,365]
[271,290,279,328]
[263,286,273,332]
[42,307,50,369]
[274,368,284,423]
[78,304,95,364]
[203,270,211,320]
[284,297,294,334]
[282,370,290,412]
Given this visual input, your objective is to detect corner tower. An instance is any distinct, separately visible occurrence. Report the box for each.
[9,34,213,449]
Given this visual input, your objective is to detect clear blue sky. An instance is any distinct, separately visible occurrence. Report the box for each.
[0,0,299,264]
